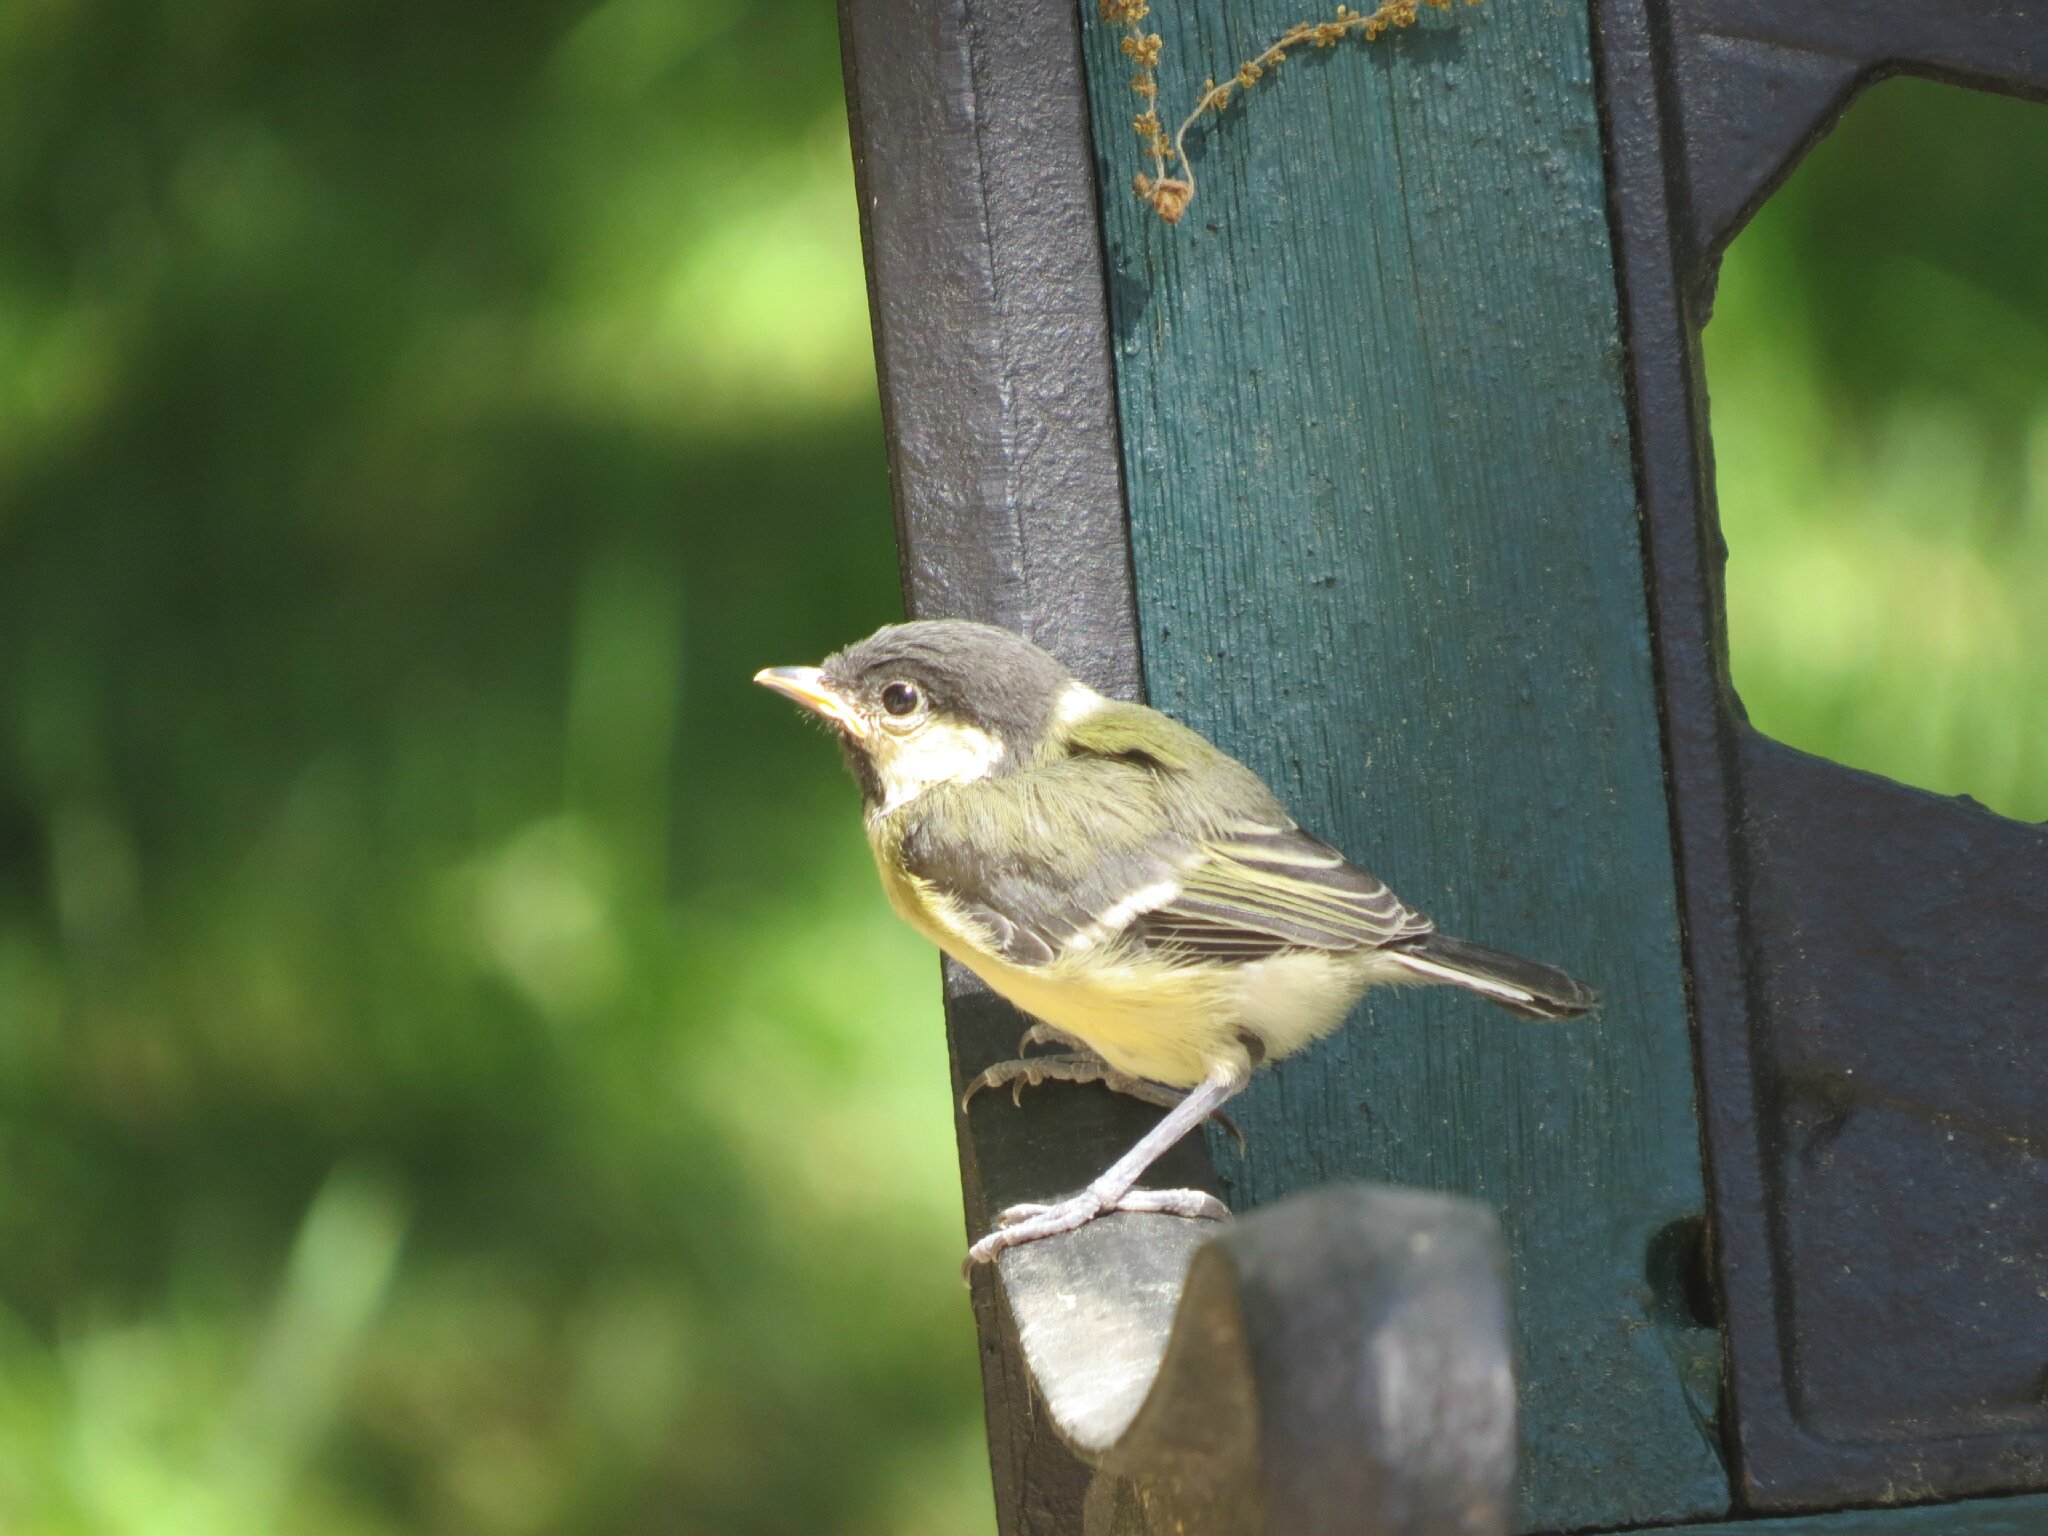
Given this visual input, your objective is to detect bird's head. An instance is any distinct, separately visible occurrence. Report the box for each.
[754,620,1081,813]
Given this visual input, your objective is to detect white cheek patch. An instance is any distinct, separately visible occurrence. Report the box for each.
[871,719,1007,813]
[1051,681,1104,729]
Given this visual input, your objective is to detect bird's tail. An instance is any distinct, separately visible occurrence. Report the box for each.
[1382,934,1598,1020]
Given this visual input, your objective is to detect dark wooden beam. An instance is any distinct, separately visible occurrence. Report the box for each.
[835,0,1220,1528]
[1595,0,2048,1508]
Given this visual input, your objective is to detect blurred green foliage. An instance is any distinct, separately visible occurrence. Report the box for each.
[1,5,2042,1533]
[1706,78,2048,821]
[0,2,988,1533]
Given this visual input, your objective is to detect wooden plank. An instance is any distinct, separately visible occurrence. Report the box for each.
[1589,1492,2048,1535]
[836,0,1221,1529]
[1076,0,1727,1529]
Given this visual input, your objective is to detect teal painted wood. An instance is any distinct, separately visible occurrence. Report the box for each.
[1590,1493,2048,1535]
[1077,1,1725,1531]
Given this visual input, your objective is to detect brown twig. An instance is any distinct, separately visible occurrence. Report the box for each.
[1102,0,1470,225]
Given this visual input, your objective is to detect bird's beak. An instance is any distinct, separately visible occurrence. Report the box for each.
[753,666,864,734]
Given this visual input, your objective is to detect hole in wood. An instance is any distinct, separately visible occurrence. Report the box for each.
[1703,77,2048,823]
[1644,1213,1718,1332]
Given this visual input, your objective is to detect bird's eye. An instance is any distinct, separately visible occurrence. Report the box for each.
[880,681,921,717]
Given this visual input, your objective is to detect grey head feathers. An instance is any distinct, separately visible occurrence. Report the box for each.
[822,620,1076,764]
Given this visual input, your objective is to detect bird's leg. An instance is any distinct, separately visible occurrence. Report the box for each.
[965,1063,1241,1270]
[960,1052,1244,1148]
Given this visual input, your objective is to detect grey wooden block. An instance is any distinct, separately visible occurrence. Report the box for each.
[996,1184,1516,1536]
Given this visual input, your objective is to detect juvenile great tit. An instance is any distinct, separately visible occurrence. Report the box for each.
[756,620,1595,1267]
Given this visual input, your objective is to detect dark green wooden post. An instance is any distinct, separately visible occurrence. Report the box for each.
[1078,5,1720,1530]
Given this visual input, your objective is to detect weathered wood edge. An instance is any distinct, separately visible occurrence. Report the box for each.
[1585,1489,2048,1536]
[1584,0,1765,1498]
[834,0,1224,1528]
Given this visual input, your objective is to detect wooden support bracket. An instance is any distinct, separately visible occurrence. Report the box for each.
[995,1186,1515,1536]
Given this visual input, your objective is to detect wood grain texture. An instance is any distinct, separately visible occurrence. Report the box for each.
[1076,1,1727,1529]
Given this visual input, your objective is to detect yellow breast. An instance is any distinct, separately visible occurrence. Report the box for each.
[869,838,1271,1088]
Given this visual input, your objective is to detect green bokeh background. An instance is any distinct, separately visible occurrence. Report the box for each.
[1709,80,2048,822]
[0,2,2039,1530]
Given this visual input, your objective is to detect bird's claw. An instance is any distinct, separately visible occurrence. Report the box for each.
[996,1201,1054,1227]
[962,1186,1231,1276]
[961,1056,1056,1113]
[1115,1188,1231,1223]
[960,1055,1249,1151]
[1017,1022,1071,1056]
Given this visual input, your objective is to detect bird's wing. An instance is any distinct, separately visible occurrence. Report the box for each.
[896,718,1431,969]
[894,757,1202,968]
[1052,696,1434,961]
[1130,820,1434,962]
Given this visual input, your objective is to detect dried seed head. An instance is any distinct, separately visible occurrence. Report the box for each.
[1106,0,1481,226]
[1147,177,1193,222]
[1122,31,1165,65]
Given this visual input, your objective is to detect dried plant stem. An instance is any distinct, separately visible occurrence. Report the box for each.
[1101,0,1469,224]
[1102,0,1173,204]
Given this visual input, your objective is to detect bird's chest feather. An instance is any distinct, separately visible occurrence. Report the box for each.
[862,814,1244,1088]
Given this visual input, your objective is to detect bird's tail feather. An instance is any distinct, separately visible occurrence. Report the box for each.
[1382,934,1598,1021]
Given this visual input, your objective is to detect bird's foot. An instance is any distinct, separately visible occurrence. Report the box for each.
[963,1053,1174,1111]
[964,1185,1231,1272]
[1017,1021,1081,1056]
[959,1054,1244,1149]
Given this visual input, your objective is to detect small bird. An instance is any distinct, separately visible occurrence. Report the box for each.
[756,620,1596,1267]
